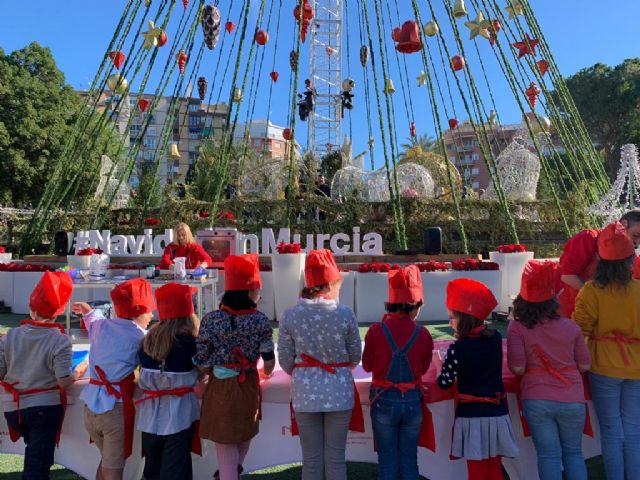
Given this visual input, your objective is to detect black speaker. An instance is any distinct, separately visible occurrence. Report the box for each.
[424,227,443,255]
[54,231,74,256]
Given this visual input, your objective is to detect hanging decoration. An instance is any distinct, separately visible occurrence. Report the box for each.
[293,0,315,43]
[326,46,336,56]
[137,98,150,113]
[144,0,151,6]
[523,112,551,135]
[393,21,422,54]
[232,88,243,103]
[359,45,369,66]
[410,121,417,138]
[157,30,168,47]
[141,20,163,49]
[197,77,208,101]
[202,5,221,50]
[451,55,466,71]
[448,118,459,129]
[289,50,298,71]
[255,30,269,46]
[176,50,188,74]
[182,0,189,10]
[107,73,128,94]
[537,59,549,76]
[488,110,497,125]
[383,78,396,95]
[526,82,541,109]
[225,21,236,34]
[513,34,540,59]
[282,128,292,141]
[506,0,525,19]
[452,0,468,19]
[417,71,427,87]
[464,11,491,40]
[424,20,439,37]
[108,51,125,70]
[270,71,279,82]
[170,144,181,160]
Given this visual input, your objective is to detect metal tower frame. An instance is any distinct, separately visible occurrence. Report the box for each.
[308,0,342,159]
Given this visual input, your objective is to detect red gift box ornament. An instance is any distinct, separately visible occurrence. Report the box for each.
[394,21,422,54]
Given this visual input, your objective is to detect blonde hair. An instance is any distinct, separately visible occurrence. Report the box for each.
[142,314,200,362]
[175,223,195,245]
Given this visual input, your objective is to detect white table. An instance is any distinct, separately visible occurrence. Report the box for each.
[64,276,217,330]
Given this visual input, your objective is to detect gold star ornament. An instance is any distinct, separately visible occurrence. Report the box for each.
[141,20,163,49]
[464,11,491,40]
[505,1,524,20]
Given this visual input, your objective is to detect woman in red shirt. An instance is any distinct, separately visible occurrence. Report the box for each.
[362,265,433,480]
[159,223,212,270]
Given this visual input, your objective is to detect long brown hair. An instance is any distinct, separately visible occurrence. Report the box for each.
[452,310,495,340]
[593,256,634,289]
[142,315,200,362]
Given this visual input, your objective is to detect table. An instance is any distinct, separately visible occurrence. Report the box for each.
[64,276,217,331]
[0,340,601,480]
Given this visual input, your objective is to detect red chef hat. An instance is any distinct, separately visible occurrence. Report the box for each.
[29,271,73,319]
[520,260,560,303]
[388,265,423,304]
[598,221,635,261]
[446,278,497,320]
[155,283,196,321]
[224,254,262,291]
[305,249,342,288]
[111,278,155,319]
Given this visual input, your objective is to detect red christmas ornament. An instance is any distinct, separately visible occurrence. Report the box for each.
[176,50,188,74]
[108,51,125,70]
[283,128,292,141]
[489,33,497,47]
[158,30,168,47]
[451,55,465,72]
[491,19,502,33]
[394,21,422,54]
[255,30,269,46]
[448,118,459,129]
[225,21,235,34]
[410,121,416,138]
[537,59,549,76]
[270,71,279,82]
[182,0,189,9]
[513,33,539,59]
[138,98,150,113]
[293,0,315,43]
[392,27,402,42]
[526,82,541,110]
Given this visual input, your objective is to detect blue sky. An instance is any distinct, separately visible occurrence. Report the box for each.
[1,1,639,169]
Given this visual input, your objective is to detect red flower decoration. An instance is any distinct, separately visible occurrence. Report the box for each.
[0,263,53,272]
[497,244,527,253]
[416,261,450,272]
[0,246,5,254]
[451,259,499,271]
[199,210,210,218]
[144,217,161,226]
[77,248,104,256]
[357,262,394,273]
[276,242,302,254]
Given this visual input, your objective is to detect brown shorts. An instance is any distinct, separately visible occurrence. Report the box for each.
[84,403,125,469]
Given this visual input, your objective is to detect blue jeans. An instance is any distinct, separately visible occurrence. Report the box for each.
[371,390,422,480]
[522,399,587,480]
[589,372,640,480]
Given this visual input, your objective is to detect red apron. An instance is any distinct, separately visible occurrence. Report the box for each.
[289,353,364,435]
[590,331,640,367]
[371,379,436,453]
[135,387,202,455]
[1,320,69,445]
[516,346,593,437]
[89,365,136,459]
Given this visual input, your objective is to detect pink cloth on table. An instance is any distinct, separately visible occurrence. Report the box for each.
[506,317,590,403]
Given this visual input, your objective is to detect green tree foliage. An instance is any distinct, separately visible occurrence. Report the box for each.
[130,160,162,208]
[320,150,343,182]
[400,134,438,155]
[557,59,640,174]
[0,42,118,206]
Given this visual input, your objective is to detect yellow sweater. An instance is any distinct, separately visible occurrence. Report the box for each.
[573,280,640,379]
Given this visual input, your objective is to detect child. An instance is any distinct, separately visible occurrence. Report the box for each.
[0,271,75,478]
[136,282,200,480]
[72,277,155,480]
[193,254,274,480]
[508,260,590,480]
[362,265,434,480]
[436,278,518,480]
[278,249,362,480]
[573,221,640,479]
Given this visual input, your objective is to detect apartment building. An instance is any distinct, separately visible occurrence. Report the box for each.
[233,119,295,161]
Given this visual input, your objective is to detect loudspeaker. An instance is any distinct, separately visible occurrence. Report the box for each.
[424,227,443,255]
[54,231,74,256]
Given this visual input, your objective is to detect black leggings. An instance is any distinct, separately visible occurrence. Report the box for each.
[141,422,196,480]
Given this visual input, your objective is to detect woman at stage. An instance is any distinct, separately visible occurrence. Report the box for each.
[159,222,212,270]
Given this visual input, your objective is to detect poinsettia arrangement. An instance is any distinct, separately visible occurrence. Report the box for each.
[144,217,161,226]
[198,210,210,219]
[0,263,53,272]
[416,261,449,272]
[217,211,235,221]
[497,244,527,253]
[0,246,6,254]
[276,242,302,254]
[77,248,104,256]
[452,259,499,271]
[357,263,401,273]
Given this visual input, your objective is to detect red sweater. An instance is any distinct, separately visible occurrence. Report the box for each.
[558,229,600,318]
[362,313,434,382]
[159,243,212,269]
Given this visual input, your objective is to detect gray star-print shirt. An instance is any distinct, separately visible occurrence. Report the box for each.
[278,298,362,412]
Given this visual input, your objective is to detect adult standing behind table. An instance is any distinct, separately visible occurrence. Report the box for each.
[558,209,640,318]
[159,222,212,270]
[573,222,640,480]
[278,249,362,480]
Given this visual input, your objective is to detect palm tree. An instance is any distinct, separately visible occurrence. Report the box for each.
[400,134,438,159]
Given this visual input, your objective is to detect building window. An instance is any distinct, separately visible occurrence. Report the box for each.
[273,142,280,150]
[143,138,157,149]
[472,154,479,161]
[472,182,480,189]
[189,103,200,112]
[472,168,479,175]
[189,116,199,127]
